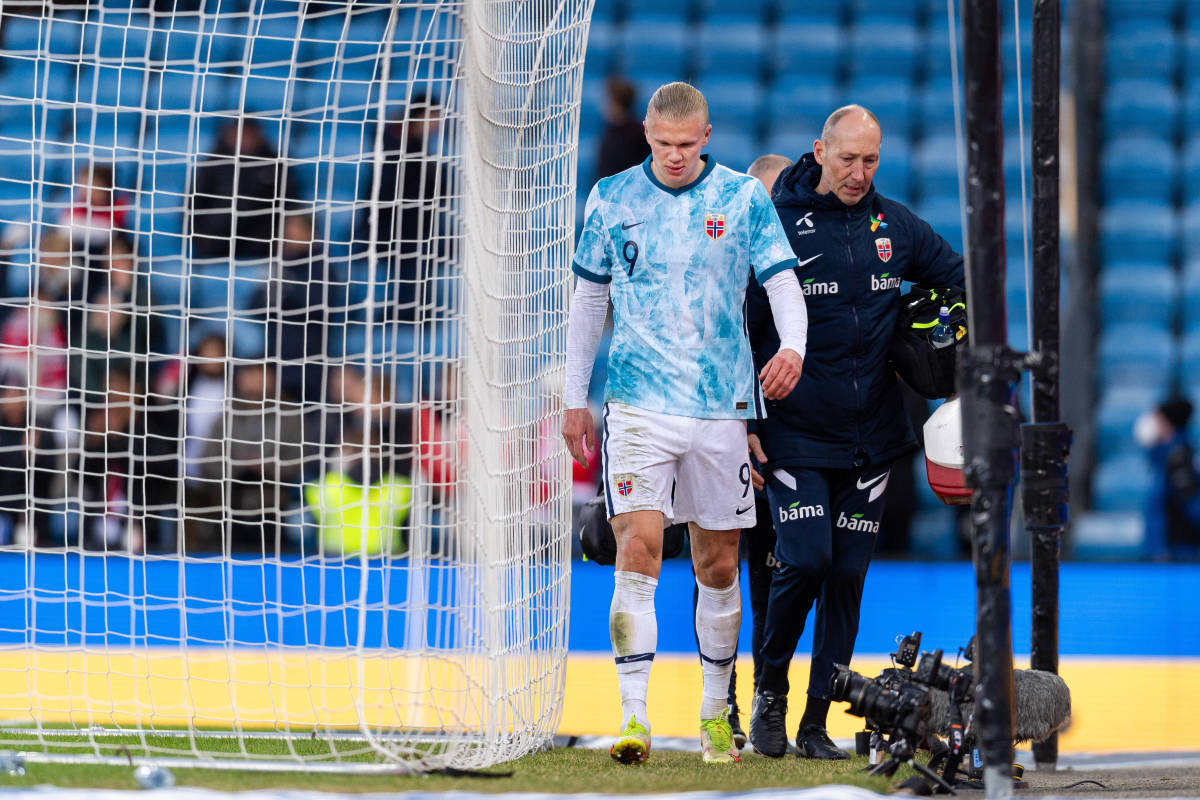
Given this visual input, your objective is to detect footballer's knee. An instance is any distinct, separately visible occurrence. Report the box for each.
[612,512,664,577]
[689,526,740,588]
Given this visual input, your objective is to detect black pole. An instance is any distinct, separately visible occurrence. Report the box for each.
[1024,0,1070,773]
[960,1,1019,796]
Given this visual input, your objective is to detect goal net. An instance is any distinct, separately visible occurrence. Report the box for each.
[0,0,587,770]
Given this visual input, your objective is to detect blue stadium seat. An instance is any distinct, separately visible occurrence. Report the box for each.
[695,24,767,78]
[1002,78,1032,130]
[577,134,599,189]
[623,3,690,27]
[847,79,915,140]
[155,19,212,68]
[848,0,919,23]
[1095,385,1162,461]
[765,78,837,132]
[584,21,616,76]
[1106,24,1180,82]
[919,24,959,87]
[2,16,45,54]
[761,130,811,161]
[771,24,843,84]
[244,16,302,77]
[89,64,152,110]
[1000,22,1033,79]
[707,132,758,173]
[1180,263,1200,335]
[874,139,913,203]
[700,79,764,133]
[1099,263,1177,328]
[81,14,155,64]
[1101,136,1179,205]
[1071,512,1146,561]
[579,77,607,141]
[844,23,918,84]
[916,80,958,139]
[617,21,690,77]
[778,2,844,27]
[1185,137,1200,189]
[1103,79,1180,140]
[1090,453,1153,513]
[699,0,774,23]
[1185,83,1200,133]
[589,0,619,24]
[1100,201,1179,263]
[913,135,960,200]
[1097,323,1178,387]
[1106,0,1181,22]
[1178,329,1200,390]
[917,196,964,252]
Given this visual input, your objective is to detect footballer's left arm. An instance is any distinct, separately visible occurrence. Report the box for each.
[758,269,806,400]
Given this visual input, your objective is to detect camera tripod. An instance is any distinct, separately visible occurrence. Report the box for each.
[866,736,957,795]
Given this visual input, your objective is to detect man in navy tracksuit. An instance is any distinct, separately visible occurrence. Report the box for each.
[745,106,964,759]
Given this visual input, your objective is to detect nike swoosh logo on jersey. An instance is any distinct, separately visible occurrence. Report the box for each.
[796,253,823,267]
[736,504,754,515]
[621,221,644,230]
[856,472,887,491]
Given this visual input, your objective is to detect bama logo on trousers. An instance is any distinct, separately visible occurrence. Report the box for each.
[836,512,880,533]
[778,503,824,522]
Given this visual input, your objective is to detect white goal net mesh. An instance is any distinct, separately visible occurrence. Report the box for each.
[0,0,587,769]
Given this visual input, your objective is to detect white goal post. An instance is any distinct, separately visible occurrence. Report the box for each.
[0,0,589,770]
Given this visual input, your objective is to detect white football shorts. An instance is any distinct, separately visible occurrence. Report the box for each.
[600,402,755,530]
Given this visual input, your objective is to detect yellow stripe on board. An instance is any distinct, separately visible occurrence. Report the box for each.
[561,654,1200,753]
[1,650,1197,752]
[0,650,561,732]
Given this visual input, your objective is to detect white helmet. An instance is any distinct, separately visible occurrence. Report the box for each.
[923,397,972,505]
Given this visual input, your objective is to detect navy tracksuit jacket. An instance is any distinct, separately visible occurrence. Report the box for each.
[746,153,964,700]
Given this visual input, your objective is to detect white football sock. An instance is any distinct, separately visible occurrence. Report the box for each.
[610,570,658,727]
[695,576,741,721]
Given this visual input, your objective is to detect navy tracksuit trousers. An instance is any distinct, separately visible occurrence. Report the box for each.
[757,462,891,699]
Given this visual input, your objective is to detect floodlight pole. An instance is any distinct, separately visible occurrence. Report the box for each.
[1024,0,1070,773]
[959,0,1019,797]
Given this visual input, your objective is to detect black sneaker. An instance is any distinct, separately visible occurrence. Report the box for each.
[728,703,746,750]
[795,723,849,760]
[748,690,789,758]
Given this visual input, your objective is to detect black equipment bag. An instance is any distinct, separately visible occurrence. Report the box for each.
[890,286,968,400]
[578,491,687,565]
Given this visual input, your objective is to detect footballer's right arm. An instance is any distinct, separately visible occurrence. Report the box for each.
[562,277,610,468]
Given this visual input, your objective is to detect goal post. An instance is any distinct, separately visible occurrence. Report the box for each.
[0,0,589,770]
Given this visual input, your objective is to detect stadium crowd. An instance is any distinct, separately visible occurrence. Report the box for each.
[0,105,456,556]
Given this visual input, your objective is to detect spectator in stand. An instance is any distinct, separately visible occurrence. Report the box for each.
[306,417,412,557]
[190,119,295,263]
[1137,397,1200,560]
[182,334,228,483]
[0,230,71,416]
[70,284,149,400]
[253,212,329,403]
[357,94,447,321]
[59,164,129,258]
[194,362,306,553]
[55,368,147,551]
[0,371,56,546]
[596,76,651,181]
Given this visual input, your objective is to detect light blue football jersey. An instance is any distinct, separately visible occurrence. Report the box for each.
[572,156,796,420]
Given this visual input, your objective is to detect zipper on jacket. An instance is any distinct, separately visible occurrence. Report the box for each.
[845,210,863,464]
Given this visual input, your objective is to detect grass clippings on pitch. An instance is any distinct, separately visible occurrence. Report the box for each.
[0,747,899,794]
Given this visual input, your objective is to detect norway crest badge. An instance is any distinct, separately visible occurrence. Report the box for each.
[875,237,892,262]
[705,212,726,240]
[615,473,635,497]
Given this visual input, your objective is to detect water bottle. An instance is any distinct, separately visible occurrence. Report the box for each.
[133,764,175,789]
[930,306,955,349]
[0,751,25,777]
